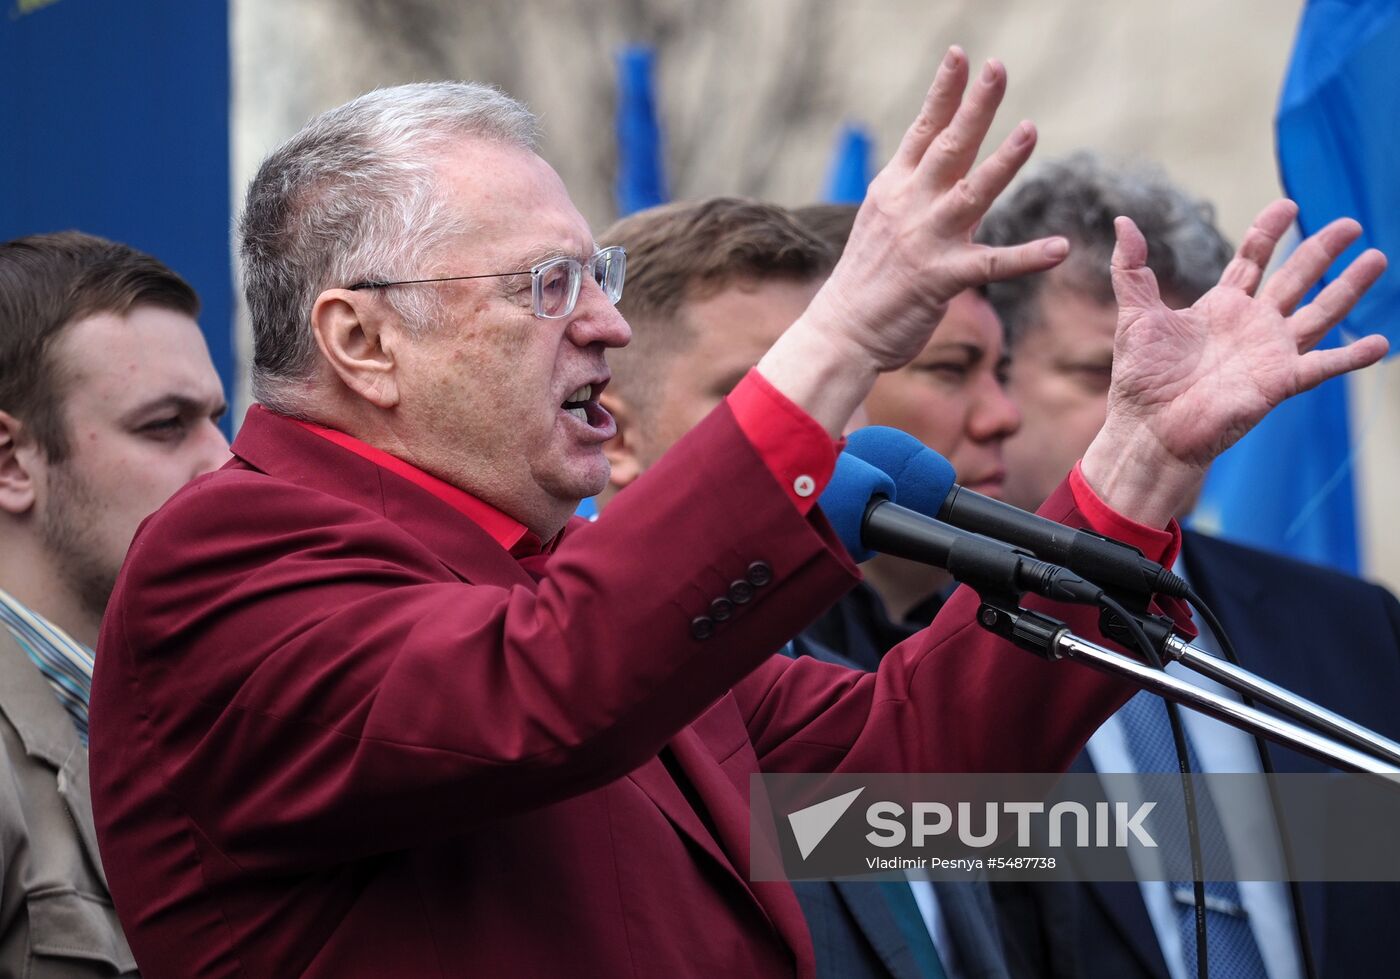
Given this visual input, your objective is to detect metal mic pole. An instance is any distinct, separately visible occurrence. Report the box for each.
[1046,623,1400,775]
[1161,636,1400,768]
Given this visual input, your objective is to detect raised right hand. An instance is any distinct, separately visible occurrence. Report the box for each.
[758,47,1068,435]
[806,46,1069,374]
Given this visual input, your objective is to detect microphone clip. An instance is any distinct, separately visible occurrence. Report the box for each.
[972,596,1069,662]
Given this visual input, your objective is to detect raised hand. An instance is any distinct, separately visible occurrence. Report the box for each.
[759,46,1067,435]
[1082,199,1389,526]
[809,47,1069,373]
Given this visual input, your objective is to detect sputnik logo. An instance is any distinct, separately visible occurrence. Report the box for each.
[787,787,864,859]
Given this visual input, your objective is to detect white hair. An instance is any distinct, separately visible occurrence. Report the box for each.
[239,81,539,416]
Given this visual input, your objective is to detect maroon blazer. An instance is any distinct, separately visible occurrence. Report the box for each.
[90,403,1172,978]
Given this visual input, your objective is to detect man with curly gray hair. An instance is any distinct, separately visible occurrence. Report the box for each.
[981,154,1400,979]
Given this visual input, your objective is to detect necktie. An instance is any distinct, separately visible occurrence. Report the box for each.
[878,880,948,979]
[1117,690,1268,978]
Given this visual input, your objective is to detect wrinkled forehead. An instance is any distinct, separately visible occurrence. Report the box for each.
[428,139,596,269]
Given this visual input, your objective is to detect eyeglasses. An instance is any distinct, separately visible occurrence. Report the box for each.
[347,246,626,320]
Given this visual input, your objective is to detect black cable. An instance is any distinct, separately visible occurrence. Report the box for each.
[1099,592,1209,979]
[1183,585,1319,979]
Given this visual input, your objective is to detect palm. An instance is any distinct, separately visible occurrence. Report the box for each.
[1106,202,1387,472]
[1112,287,1301,468]
[1081,202,1387,527]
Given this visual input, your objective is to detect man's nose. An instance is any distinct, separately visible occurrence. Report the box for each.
[567,279,632,349]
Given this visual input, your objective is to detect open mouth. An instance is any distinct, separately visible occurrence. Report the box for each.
[560,382,610,429]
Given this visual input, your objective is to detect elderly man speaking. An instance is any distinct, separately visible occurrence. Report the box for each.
[89,50,1386,978]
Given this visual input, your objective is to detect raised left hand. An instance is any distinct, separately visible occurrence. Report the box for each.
[1082,199,1389,527]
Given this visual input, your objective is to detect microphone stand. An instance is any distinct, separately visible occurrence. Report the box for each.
[855,496,1400,775]
[976,600,1400,776]
[1161,634,1400,769]
[1091,603,1400,768]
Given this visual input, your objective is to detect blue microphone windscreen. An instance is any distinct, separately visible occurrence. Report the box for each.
[845,427,955,517]
[819,452,896,563]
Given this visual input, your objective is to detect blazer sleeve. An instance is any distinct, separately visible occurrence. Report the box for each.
[94,405,860,871]
[731,477,1195,777]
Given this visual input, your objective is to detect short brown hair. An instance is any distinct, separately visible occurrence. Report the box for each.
[791,203,859,256]
[601,197,834,406]
[0,231,200,460]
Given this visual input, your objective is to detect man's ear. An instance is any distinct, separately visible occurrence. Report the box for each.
[0,411,38,516]
[310,289,402,409]
[600,390,643,493]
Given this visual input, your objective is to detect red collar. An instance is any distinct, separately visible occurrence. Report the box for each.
[290,418,548,557]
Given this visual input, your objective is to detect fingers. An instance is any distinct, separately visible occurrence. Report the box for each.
[1110,216,1163,312]
[1260,216,1363,314]
[1293,334,1390,394]
[1289,248,1388,350]
[958,237,1069,286]
[932,120,1037,232]
[891,47,969,171]
[1217,199,1298,295]
[918,59,1008,189]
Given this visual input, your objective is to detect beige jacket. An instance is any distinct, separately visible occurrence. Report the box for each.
[0,630,136,977]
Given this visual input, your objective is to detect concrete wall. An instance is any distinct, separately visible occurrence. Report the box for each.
[233,0,1400,590]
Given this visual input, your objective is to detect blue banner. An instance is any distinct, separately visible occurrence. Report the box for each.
[1277,0,1400,353]
[1,0,234,422]
[614,46,668,218]
[1193,0,1400,574]
[1194,373,1358,573]
[823,124,873,204]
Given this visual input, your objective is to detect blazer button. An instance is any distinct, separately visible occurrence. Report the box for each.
[691,616,715,641]
[709,597,734,621]
[728,580,755,604]
[746,560,773,587]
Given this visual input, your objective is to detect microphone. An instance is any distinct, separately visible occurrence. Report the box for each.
[817,452,896,563]
[819,453,1103,605]
[845,427,1187,600]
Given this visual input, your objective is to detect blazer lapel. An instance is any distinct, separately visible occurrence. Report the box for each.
[56,742,109,887]
[625,745,742,885]
[932,881,1012,979]
[829,880,925,979]
[628,694,815,960]
[0,633,107,884]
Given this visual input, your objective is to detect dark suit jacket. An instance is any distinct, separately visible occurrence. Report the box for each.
[89,404,1173,978]
[993,530,1400,979]
[790,638,1011,979]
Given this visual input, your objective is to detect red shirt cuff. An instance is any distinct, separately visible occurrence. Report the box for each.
[726,370,840,514]
[1068,461,1182,566]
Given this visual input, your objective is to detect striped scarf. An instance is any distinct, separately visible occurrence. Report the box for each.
[0,586,94,745]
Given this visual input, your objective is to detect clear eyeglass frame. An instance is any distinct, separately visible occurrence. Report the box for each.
[347,245,626,320]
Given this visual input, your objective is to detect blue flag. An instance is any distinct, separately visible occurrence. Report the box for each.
[1,0,234,427]
[823,124,874,204]
[1193,0,1400,573]
[614,46,669,217]
[1277,0,1400,350]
